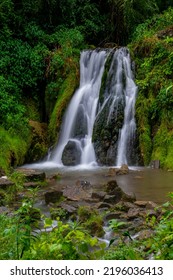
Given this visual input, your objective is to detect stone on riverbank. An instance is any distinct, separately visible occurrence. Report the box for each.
[17,168,46,182]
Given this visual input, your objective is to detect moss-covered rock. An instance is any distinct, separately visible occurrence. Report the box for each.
[0,127,28,173]
[25,120,48,163]
[48,71,79,146]
[77,206,104,237]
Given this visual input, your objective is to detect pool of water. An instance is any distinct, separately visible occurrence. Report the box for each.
[25,163,173,204]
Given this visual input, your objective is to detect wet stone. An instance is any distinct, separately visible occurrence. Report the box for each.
[44,190,63,204]
[0,178,14,190]
[104,194,120,204]
[127,208,142,220]
[104,211,124,221]
[91,191,106,200]
[17,168,46,182]
[62,140,81,166]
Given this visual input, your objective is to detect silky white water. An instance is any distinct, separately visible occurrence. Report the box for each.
[28,48,137,169]
[116,51,138,166]
[50,50,108,166]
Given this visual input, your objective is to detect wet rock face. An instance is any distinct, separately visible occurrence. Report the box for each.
[93,97,124,165]
[62,140,81,166]
[26,120,48,163]
[71,104,88,138]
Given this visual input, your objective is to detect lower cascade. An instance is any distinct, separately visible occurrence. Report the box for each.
[49,48,138,167]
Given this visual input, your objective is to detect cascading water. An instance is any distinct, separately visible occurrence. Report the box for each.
[48,47,138,167]
[116,51,138,166]
[50,49,109,166]
[93,48,138,166]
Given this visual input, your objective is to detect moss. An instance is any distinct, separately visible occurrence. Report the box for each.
[25,121,48,163]
[152,124,173,169]
[23,98,41,122]
[48,71,79,145]
[129,9,173,168]
[135,94,153,165]
[77,206,104,237]
[0,127,28,173]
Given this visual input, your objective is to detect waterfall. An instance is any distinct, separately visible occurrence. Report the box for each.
[49,48,138,167]
[51,49,109,166]
[116,50,138,166]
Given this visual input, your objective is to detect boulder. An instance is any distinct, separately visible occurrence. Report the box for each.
[135,229,154,240]
[104,211,124,221]
[59,202,77,214]
[91,191,106,200]
[122,201,138,210]
[116,164,129,175]
[134,201,148,207]
[146,201,158,210]
[97,202,112,209]
[62,140,81,166]
[106,168,117,177]
[150,160,160,169]
[44,190,63,204]
[0,178,14,190]
[105,180,119,193]
[127,208,141,220]
[103,194,120,204]
[17,168,46,182]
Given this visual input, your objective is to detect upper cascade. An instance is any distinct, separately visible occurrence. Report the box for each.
[49,47,138,167]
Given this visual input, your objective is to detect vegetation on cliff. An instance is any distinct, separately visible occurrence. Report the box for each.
[129,7,173,168]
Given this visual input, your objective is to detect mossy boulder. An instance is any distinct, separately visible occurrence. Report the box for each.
[77,206,104,237]
[0,127,28,172]
[26,121,48,163]
[44,190,63,204]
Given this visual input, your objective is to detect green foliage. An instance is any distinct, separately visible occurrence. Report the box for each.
[132,7,173,41]
[0,38,48,91]
[24,218,104,260]
[108,219,126,231]
[58,0,106,43]
[3,171,25,205]
[0,127,28,172]
[1,192,173,260]
[106,0,159,44]
[152,125,173,169]
[103,242,143,260]
[0,76,28,135]
[130,7,173,168]
[145,193,173,259]
[0,195,40,259]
